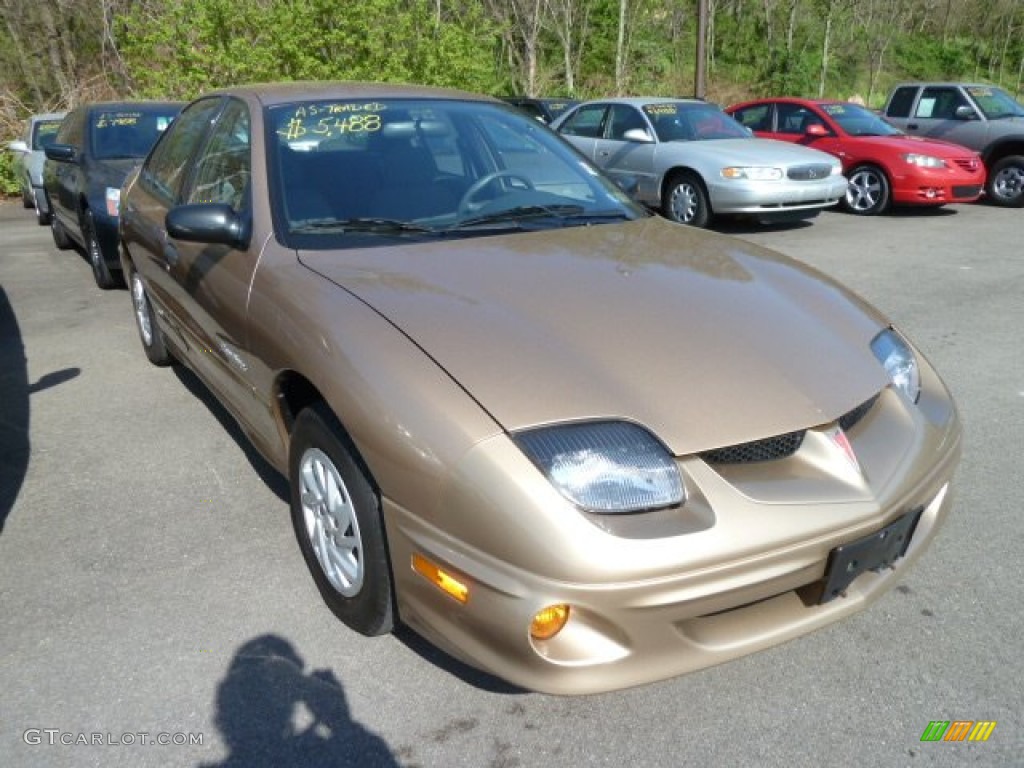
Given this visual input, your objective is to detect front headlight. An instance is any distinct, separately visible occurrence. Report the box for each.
[903,153,947,168]
[514,421,684,514]
[721,166,784,181]
[871,328,920,403]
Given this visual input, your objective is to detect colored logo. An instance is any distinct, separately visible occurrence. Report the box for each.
[920,720,996,742]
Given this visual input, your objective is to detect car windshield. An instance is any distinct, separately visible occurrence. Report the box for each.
[965,85,1024,119]
[821,103,902,136]
[90,109,179,160]
[643,102,750,142]
[269,99,643,249]
[32,120,63,150]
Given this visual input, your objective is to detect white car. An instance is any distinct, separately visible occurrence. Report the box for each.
[7,111,66,225]
[551,97,848,227]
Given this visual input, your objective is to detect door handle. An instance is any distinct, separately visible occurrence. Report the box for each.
[907,122,919,131]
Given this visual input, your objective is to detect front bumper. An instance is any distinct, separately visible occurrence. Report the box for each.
[890,169,985,205]
[383,357,961,694]
[707,175,848,214]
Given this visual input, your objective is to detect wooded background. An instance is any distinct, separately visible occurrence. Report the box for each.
[3,0,1023,193]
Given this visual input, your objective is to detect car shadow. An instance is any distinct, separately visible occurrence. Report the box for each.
[0,286,80,534]
[712,215,818,235]
[200,633,400,767]
[172,365,289,503]
[392,626,526,695]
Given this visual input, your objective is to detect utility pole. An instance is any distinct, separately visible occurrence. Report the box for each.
[695,0,708,99]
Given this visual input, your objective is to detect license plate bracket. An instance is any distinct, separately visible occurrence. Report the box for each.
[819,509,922,604]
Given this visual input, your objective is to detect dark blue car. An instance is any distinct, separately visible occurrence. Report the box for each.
[43,101,182,288]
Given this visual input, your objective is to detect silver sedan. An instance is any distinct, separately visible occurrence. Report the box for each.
[551,97,848,227]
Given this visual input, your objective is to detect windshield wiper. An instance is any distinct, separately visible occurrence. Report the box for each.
[290,217,434,234]
[449,204,587,230]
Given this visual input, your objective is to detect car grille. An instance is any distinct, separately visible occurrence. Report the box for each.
[787,164,834,181]
[701,394,880,465]
[952,185,982,198]
[953,158,981,173]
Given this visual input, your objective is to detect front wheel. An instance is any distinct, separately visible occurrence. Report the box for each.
[662,172,711,227]
[289,404,395,637]
[986,155,1024,208]
[844,165,890,215]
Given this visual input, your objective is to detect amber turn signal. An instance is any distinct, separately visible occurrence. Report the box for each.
[412,554,469,604]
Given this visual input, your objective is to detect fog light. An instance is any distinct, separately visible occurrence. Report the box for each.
[530,604,571,640]
[412,554,469,604]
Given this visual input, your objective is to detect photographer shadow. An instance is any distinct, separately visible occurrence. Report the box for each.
[201,634,399,768]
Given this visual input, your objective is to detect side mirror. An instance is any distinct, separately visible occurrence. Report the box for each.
[8,140,29,153]
[44,144,76,163]
[622,128,655,143]
[166,203,248,249]
[954,105,978,120]
[805,123,829,137]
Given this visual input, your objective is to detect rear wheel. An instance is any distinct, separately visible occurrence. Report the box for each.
[21,184,32,208]
[128,265,173,366]
[33,190,50,226]
[85,211,120,289]
[986,155,1024,208]
[50,213,73,250]
[844,165,890,215]
[662,171,711,228]
[289,403,395,637]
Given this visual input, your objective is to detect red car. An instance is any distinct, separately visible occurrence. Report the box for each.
[726,98,985,215]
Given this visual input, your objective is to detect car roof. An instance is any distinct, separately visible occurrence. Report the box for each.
[79,101,184,114]
[201,81,501,107]
[574,96,707,108]
[29,112,67,122]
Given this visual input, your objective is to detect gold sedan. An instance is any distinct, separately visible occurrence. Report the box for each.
[119,82,961,695]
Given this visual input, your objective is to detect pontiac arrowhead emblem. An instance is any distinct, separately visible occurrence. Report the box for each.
[827,425,862,475]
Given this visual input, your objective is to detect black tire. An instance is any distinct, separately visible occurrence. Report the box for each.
[662,171,711,228]
[34,192,51,226]
[84,211,121,289]
[21,185,33,208]
[289,403,395,637]
[50,213,73,250]
[844,165,891,215]
[986,155,1024,208]
[128,265,173,366]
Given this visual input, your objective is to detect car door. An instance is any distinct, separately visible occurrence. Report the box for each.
[164,98,259,425]
[128,97,226,337]
[901,86,982,146]
[46,108,85,237]
[593,104,658,204]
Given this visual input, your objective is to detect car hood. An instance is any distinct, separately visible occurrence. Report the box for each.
[849,134,977,157]
[661,138,839,168]
[89,157,142,193]
[298,217,888,455]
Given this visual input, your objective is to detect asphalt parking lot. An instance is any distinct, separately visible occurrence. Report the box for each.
[1,199,1020,767]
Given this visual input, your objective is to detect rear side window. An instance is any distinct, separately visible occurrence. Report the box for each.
[142,98,223,204]
[732,104,771,131]
[886,87,917,118]
[559,105,607,138]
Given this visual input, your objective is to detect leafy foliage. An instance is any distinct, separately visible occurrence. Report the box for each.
[2,0,1024,184]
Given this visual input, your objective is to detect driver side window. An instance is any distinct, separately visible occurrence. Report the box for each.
[187,99,251,210]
